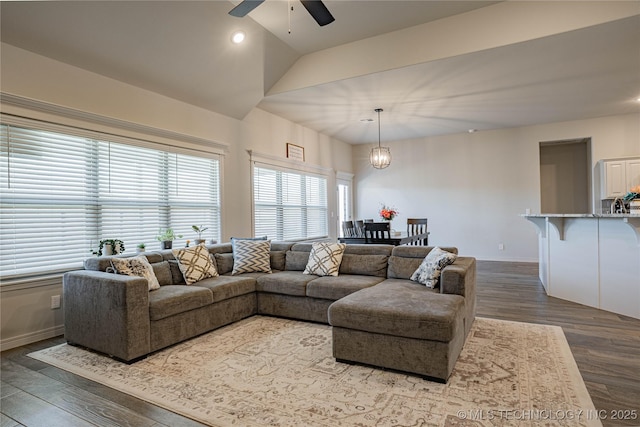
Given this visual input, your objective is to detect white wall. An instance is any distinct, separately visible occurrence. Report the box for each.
[0,44,353,350]
[353,113,640,262]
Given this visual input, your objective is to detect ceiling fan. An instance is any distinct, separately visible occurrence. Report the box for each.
[229,0,335,27]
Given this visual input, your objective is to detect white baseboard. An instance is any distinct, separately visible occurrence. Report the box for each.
[0,325,64,352]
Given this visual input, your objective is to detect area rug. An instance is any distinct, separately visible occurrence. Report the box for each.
[29,316,601,427]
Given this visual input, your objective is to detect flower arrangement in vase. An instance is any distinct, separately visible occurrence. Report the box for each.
[379,205,398,221]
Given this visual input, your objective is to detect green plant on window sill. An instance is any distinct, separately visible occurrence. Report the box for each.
[192,225,209,244]
[92,239,125,256]
[156,228,182,242]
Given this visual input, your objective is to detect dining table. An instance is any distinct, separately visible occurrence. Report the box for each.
[338,231,430,246]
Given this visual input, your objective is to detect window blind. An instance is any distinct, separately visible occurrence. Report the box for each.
[0,123,221,279]
[253,164,328,241]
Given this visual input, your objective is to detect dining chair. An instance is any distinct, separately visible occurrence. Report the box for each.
[354,220,365,237]
[406,218,428,245]
[364,219,374,223]
[364,222,391,243]
[342,220,357,238]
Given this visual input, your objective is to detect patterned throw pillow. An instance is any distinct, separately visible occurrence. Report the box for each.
[232,239,272,275]
[111,256,161,291]
[410,247,457,288]
[303,242,346,277]
[172,244,219,285]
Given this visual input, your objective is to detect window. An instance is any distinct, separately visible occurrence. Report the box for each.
[0,123,220,279]
[336,172,354,237]
[253,164,328,241]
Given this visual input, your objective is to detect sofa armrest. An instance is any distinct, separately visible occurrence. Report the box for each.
[63,270,151,361]
[440,257,476,336]
[440,257,475,297]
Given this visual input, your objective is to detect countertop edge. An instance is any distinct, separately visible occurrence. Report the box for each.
[521,214,640,218]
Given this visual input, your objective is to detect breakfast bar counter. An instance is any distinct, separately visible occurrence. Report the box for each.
[523,214,640,320]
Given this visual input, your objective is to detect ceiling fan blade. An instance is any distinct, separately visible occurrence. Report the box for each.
[299,0,335,26]
[229,0,265,17]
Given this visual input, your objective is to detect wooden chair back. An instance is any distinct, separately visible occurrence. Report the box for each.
[364,222,391,243]
[354,220,365,237]
[406,218,428,245]
[342,221,357,237]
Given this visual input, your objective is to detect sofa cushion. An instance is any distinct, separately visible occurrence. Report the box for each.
[194,276,257,303]
[285,251,310,271]
[173,244,219,285]
[111,256,160,291]
[328,280,464,342]
[410,247,457,288]
[148,285,213,321]
[387,246,458,279]
[339,254,389,277]
[303,242,346,277]
[232,239,272,275]
[151,261,173,286]
[256,271,318,296]
[214,253,235,275]
[270,250,287,271]
[306,275,385,300]
[168,260,187,285]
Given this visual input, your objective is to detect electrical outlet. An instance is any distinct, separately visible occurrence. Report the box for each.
[498,243,505,251]
[51,295,61,309]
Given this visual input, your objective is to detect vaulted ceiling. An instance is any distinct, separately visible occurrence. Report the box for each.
[1,1,639,144]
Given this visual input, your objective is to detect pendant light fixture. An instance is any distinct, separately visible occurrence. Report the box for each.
[369,108,391,169]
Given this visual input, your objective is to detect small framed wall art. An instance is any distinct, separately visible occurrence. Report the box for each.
[286,143,305,162]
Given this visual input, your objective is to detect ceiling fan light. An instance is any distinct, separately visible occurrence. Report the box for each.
[370,146,391,169]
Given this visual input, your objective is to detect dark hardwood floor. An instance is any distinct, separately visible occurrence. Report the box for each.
[2,261,639,427]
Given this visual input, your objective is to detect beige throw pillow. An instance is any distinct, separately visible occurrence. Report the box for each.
[172,244,219,285]
[303,242,346,277]
[111,255,161,291]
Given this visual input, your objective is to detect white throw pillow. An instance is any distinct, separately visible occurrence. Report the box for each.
[173,243,219,285]
[111,255,161,291]
[231,239,272,275]
[303,242,346,277]
[410,247,457,288]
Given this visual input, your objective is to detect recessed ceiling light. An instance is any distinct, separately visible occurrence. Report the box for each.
[468,129,477,133]
[635,97,640,102]
[231,31,245,44]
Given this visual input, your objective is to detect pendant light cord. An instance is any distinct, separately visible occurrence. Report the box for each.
[376,108,383,148]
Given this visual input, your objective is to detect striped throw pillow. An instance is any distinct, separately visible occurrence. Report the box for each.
[232,239,272,275]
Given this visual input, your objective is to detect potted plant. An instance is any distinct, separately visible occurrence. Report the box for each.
[624,185,640,214]
[156,228,182,250]
[192,225,209,245]
[136,243,146,253]
[92,239,125,256]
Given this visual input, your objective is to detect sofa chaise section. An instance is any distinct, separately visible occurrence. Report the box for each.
[328,246,476,381]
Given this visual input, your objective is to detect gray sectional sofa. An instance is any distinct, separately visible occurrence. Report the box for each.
[63,242,476,382]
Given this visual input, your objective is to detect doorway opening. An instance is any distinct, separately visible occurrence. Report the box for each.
[539,138,591,214]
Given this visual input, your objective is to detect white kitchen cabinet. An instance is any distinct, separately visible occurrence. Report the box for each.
[600,157,640,199]
[627,158,640,188]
